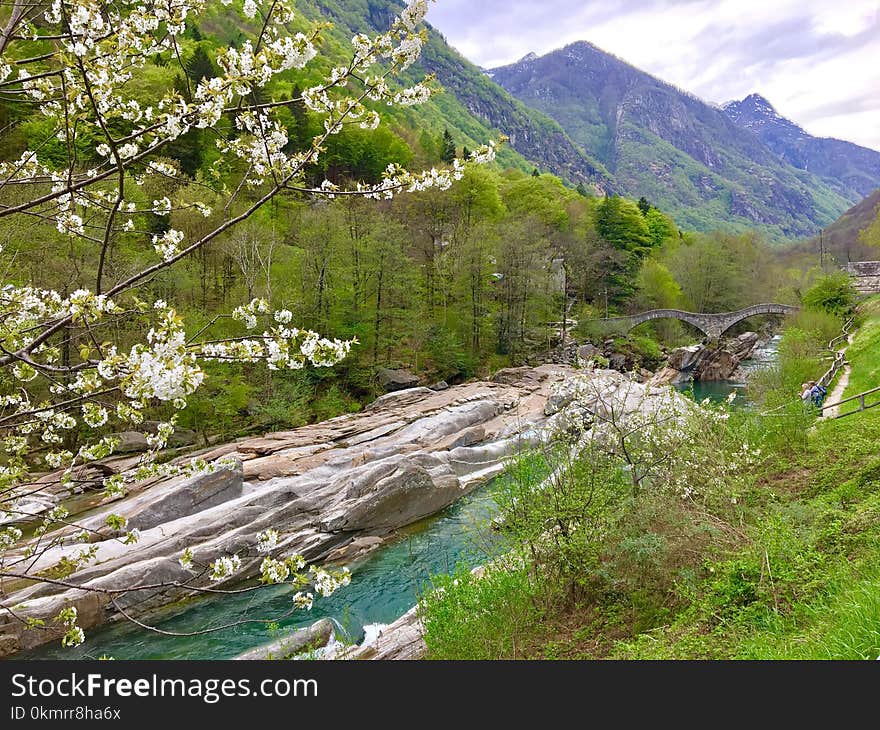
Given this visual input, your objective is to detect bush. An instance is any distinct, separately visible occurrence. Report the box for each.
[802,272,857,316]
[787,307,844,348]
[629,333,664,369]
[420,560,544,660]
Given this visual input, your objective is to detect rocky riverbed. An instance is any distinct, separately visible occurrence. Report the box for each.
[2,365,576,657]
[2,362,697,659]
[650,331,761,385]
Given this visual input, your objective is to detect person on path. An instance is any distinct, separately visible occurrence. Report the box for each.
[810,381,827,410]
[801,382,812,403]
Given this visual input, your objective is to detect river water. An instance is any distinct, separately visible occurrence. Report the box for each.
[678,334,781,405]
[24,479,510,660]
[23,335,781,660]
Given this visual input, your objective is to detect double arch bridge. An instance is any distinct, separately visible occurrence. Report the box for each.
[596,303,799,339]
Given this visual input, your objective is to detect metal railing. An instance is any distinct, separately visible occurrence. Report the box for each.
[759,317,853,417]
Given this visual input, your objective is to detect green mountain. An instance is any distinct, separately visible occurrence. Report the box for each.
[296,0,613,189]
[809,188,880,264]
[489,41,856,239]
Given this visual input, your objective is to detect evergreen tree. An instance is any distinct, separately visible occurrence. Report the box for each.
[164,73,204,175]
[637,196,652,216]
[596,196,653,303]
[440,128,456,163]
[287,84,313,152]
[185,45,215,86]
[461,146,471,159]
[531,168,540,177]
[576,183,588,197]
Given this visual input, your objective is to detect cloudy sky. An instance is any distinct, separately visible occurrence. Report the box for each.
[425,0,880,150]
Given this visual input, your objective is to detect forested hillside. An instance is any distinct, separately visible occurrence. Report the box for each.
[0,0,818,445]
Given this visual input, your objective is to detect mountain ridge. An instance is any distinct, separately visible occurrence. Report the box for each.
[489,40,863,239]
[722,93,880,199]
[306,0,613,190]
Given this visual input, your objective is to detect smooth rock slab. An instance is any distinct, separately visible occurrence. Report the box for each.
[233,618,334,660]
[126,461,244,531]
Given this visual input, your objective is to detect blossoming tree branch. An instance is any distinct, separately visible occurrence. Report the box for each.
[0,0,497,649]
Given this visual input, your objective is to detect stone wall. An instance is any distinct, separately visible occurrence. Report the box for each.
[846,261,880,294]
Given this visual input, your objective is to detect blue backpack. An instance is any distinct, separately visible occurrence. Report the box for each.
[812,384,827,407]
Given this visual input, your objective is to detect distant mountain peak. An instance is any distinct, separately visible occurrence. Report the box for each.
[723,93,800,135]
[722,93,880,197]
[516,51,538,64]
[489,44,875,238]
[743,92,774,108]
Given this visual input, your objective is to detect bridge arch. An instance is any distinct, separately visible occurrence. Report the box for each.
[596,303,799,339]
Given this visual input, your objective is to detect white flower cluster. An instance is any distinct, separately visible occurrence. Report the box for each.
[220,112,293,184]
[55,606,85,648]
[208,553,242,582]
[259,556,289,583]
[0,526,23,551]
[152,229,185,262]
[256,528,278,553]
[112,307,205,402]
[292,591,314,610]
[310,566,351,597]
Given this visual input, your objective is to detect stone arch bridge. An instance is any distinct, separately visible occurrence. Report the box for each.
[596,303,800,339]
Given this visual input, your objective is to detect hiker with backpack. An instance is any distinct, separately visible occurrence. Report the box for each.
[808,381,827,410]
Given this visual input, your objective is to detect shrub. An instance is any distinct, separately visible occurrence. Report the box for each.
[802,272,857,316]
[420,560,544,660]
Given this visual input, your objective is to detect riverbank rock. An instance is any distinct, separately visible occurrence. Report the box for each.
[377,368,420,392]
[339,607,425,660]
[123,460,244,532]
[233,618,334,660]
[325,535,384,563]
[577,343,602,361]
[652,332,759,385]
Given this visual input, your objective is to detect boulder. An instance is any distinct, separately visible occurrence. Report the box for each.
[608,353,627,371]
[667,345,703,371]
[649,367,692,387]
[125,459,244,531]
[112,431,151,453]
[377,368,420,392]
[233,618,334,660]
[576,344,601,361]
[429,380,449,391]
[339,607,425,660]
[490,367,533,385]
[660,332,760,382]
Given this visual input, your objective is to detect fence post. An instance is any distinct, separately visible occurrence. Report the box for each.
[860,394,866,411]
